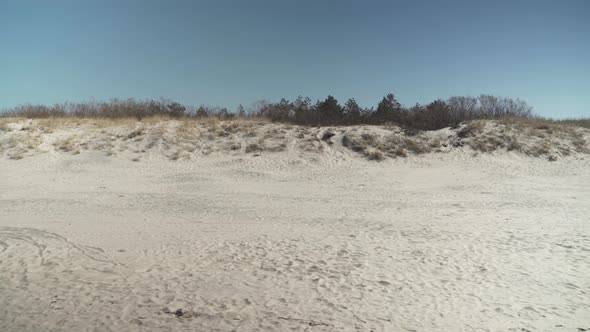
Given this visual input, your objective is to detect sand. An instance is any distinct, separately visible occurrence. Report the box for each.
[1,121,589,331]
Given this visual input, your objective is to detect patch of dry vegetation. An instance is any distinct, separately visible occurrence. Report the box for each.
[457,120,485,139]
[54,135,81,154]
[245,143,263,153]
[553,118,590,129]
[342,130,434,160]
[0,118,11,132]
[336,118,589,161]
[126,127,144,140]
[1,130,44,160]
[298,134,324,153]
[455,119,589,158]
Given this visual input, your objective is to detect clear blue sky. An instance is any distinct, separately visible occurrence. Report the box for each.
[1,0,588,118]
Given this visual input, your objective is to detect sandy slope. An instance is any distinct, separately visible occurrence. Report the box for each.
[1,125,589,331]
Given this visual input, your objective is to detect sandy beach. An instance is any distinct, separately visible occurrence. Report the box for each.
[1,120,589,331]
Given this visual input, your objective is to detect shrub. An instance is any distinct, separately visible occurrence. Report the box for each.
[245,143,262,153]
[458,121,485,138]
[366,150,385,161]
[341,134,365,152]
[401,138,430,154]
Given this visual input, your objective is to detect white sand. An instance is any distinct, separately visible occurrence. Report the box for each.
[1,122,589,331]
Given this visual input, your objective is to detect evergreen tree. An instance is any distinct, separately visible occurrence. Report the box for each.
[343,98,362,124]
[375,93,403,123]
[317,95,343,124]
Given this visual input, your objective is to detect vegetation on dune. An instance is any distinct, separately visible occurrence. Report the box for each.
[4,93,585,131]
[0,94,588,162]
[2,93,587,134]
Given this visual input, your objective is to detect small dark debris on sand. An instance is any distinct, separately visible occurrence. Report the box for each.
[278,316,333,327]
[162,308,197,319]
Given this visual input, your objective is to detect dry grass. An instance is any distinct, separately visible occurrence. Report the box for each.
[30,117,138,134]
[455,118,590,157]
[400,138,431,154]
[342,131,433,160]
[34,117,80,133]
[571,134,588,153]
[8,149,25,160]
[506,135,522,152]
[339,118,589,160]
[341,135,364,152]
[0,118,12,132]
[499,117,590,133]
[457,120,485,138]
[470,134,507,153]
[1,132,45,159]
[24,134,43,150]
[54,135,81,154]
[264,142,287,152]
[299,137,324,153]
[556,118,590,128]
[245,143,263,153]
[526,141,551,157]
[366,149,385,161]
[176,119,196,136]
[126,127,144,140]
[227,142,242,151]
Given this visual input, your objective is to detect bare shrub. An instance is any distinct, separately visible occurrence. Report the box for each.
[8,149,25,160]
[54,136,80,154]
[126,128,144,140]
[301,139,324,152]
[341,135,366,152]
[535,124,551,131]
[266,142,287,152]
[2,99,187,120]
[231,142,242,150]
[469,133,510,153]
[527,142,551,157]
[556,118,590,128]
[366,150,385,161]
[506,136,521,152]
[245,143,262,153]
[221,122,241,134]
[401,138,431,154]
[571,135,588,153]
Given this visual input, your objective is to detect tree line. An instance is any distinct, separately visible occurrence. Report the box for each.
[252,94,534,130]
[2,94,535,131]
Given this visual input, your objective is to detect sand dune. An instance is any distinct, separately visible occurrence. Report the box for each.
[0,118,588,162]
[1,119,589,331]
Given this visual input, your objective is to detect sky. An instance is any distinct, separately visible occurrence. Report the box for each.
[0,0,588,118]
